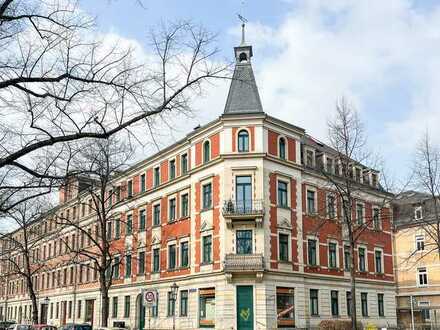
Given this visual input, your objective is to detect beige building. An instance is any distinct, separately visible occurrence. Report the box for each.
[394,191,440,329]
[0,28,397,330]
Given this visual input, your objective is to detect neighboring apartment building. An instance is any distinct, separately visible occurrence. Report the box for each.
[0,29,397,330]
[394,191,440,329]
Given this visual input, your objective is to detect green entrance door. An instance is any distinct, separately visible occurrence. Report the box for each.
[237,286,254,330]
[138,296,145,330]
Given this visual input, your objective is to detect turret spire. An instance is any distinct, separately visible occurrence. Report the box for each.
[223,18,263,115]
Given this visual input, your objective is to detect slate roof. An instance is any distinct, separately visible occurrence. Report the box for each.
[223,60,263,114]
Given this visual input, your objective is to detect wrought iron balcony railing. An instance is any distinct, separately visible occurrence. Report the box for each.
[224,253,265,272]
[222,199,264,217]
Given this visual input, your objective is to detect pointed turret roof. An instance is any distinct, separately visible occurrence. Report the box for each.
[223,23,263,115]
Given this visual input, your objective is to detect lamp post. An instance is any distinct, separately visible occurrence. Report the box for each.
[170,282,179,330]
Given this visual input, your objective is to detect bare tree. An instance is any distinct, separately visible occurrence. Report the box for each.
[0,0,227,214]
[310,98,394,329]
[0,197,53,324]
[57,138,136,327]
[407,133,440,256]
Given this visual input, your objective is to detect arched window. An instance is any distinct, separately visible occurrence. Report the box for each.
[203,140,210,163]
[279,137,286,159]
[237,130,249,152]
[239,52,248,62]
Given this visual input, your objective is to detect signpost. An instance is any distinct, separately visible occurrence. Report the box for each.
[141,289,157,330]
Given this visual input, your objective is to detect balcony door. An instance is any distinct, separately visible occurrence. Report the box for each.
[236,176,252,213]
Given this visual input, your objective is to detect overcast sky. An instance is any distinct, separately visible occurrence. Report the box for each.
[78,0,440,185]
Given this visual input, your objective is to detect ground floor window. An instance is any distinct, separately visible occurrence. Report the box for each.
[361,292,368,317]
[420,302,430,321]
[276,287,294,328]
[377,293,384,317]
[309,289,319,316]
[180,290,188,317]
[199,288,215,328]
[331,290,339,316]
[346,291,352,316]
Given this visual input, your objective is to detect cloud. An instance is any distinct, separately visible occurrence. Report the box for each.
[221,0,440,178]
[84,0,440,181]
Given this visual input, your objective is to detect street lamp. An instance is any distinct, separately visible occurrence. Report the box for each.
[43,297,50,305]
[170,282,179,330]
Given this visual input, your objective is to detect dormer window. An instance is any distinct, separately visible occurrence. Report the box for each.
[371,173,378,187]
[415,206,423,220]
[306,149,314,168]
[355,168,361,182]
[237,130,249,152]
[362,170,370,185]
[326,157,334,174]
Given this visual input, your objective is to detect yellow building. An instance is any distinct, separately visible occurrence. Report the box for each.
[394,191,440,329]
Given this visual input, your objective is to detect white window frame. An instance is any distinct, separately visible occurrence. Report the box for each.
[414,206,423,220]
[356,202,365,225]
[180,190,190,218]
[373,248,384,274]
[153,166,161,187]
[151,244,161,273]
[169,157,177,180]
[179,237,190,268]
[202,139,211,163]
[415,234,425,252]
[152,202,161,227]
[306,235,320,266]
[417,267,428,287]
[327,240,339,269]
[326,193,336,219]
[357,245,368,272]
[201,233,213,264]
[325,155,334,174]
[372,207,381,230]
[305,148,315,167]
[180,152,189,174]
[278,230,291,262]
[277,179,290,208]
[201,178,213,211]
[168,195,177,222]
[167,241,177,270]
[277,135,288,160]
[306,186,317,215]
[419,301,431,320]
[237,127,251,153]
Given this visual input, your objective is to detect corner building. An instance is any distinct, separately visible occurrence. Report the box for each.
[0,34,397,330]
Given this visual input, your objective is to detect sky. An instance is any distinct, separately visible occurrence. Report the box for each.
[78,0,440,185]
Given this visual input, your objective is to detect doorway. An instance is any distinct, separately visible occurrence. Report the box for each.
[136,294,146,330]
[236,286,254,330]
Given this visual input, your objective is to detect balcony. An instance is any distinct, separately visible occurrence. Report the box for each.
[222,199,264,228]
[224,253,265,283]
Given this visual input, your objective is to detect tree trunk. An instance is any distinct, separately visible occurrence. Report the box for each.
[27,277,39,324]
[350,242,358,330]
[100,273,109,327]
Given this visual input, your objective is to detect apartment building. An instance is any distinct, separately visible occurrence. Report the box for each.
[394,191,440,329]
[0,29,397,330]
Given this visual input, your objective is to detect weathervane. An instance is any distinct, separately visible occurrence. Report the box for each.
[237,14,247,45]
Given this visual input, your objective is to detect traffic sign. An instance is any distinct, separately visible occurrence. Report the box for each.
[142,289,157,306]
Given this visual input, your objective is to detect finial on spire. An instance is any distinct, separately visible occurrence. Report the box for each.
[237,14,247,45]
